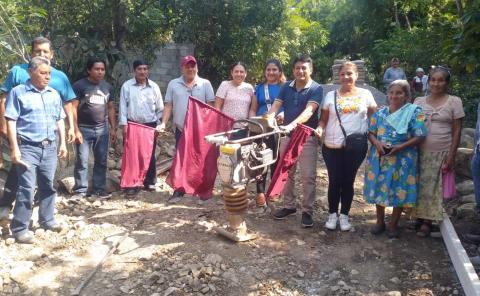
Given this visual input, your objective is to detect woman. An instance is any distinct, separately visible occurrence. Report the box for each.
[317,61,377,231]
[249,59,286,207]
[364,80,427,238]
[413,67,464,237]
[214,62,255,121]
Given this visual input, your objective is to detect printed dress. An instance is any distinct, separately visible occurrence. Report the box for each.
[364,106,427,207]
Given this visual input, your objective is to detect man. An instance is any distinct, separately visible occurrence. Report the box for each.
[0,36,76,221]
[410,67,428,99]
[119,60,163,196]
[383,57,406,91]
[5,56,67,243]
[267,54,323,228]
[158,55,215,203]
[71,57,116,199]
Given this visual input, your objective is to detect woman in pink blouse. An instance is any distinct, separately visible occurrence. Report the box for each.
[214,62,255,121]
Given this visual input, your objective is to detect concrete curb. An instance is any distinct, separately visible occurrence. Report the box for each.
[440,213,480,295]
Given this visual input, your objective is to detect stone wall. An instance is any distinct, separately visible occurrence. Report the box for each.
[111,43,195,95]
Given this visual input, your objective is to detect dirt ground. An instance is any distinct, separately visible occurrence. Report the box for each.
[0,150,465,296]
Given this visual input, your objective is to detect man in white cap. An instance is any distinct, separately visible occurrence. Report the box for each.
[158,55,215,203]
[411,67,428,99]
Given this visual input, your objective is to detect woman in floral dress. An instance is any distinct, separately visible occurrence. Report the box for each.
[364,80,427,238]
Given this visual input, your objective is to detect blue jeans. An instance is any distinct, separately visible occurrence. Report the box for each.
[10,142,57,236]
[472,144,480,210]
[73,124,109,193]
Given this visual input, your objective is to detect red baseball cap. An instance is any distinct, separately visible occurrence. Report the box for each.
[180,55,197,67]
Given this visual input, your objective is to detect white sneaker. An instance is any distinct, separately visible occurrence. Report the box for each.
[339,214,352,231]
[325,213,338,230]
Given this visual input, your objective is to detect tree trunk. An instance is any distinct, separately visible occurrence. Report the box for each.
[113,0,127,51]
[455,0,464,17]
[393,1,400,27]
[404,13,412,31]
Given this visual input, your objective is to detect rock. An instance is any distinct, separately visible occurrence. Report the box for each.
[457,180,474,196]
[5,238,15,245]
[204,253,223,265]
[389,277,401,284]
[74,221,86,229]
[28,247,45,261]
[200,286,210,294]
[107,159,117,169]
[92,200,102,207]
[163,287,180,296]
[460,194,475,204]
[297,271,305,278]
[386,292,401,296]
[328,270,340,281]
[456,203,476,218]
[119,286,130,293]
[461,128,476,148]
[58,177,75,194]
[9,261,34,283]
[455,148,473,178]
[34,228,45,236]
[350,269,359,275]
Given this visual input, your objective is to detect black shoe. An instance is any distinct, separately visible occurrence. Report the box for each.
[301,212,314,228]
[273,208,296,220]
[168,191,184,204]
[15,232,34,244]
[43,224,63,233]
[465,233,480,244]
[125,188,140,197]
[93,191,112,200]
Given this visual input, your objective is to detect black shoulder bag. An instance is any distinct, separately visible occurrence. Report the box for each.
[333,91,368,151]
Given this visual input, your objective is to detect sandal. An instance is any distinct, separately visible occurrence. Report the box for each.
[416,223,431,238]
[370,223,386,235]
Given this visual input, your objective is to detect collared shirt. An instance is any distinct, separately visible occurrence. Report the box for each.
[276,79,323,129]
[165,75,215,130]
[0,63,76,102]
[118,78,164,125]
[5,81,66,142]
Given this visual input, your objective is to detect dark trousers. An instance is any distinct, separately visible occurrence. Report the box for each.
[0,164,17,209]
[322,144,367,215]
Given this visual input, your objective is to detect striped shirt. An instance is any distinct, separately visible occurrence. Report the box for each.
[5,81,65,142]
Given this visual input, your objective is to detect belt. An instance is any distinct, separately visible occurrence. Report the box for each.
[18,139,54,147]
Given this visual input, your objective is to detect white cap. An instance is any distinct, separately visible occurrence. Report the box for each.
[416,67,424,73]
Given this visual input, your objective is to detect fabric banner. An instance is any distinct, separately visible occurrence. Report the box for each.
[266,124,313,198]
[120,122,156,188]
[166,96,234,198]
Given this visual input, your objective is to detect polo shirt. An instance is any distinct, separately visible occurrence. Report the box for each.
[5,81,65,142]
[276,79,323,129]
[165,75,215,130]
[0,63,76,102]
[119,78,164,126]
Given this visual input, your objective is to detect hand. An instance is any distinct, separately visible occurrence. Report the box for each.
[373,139,385,155]
[110,129,117,143]
[279,123,296,133]
[75,129,83,144]
[67,127,75,144]
[11,149,29,168]
[58,144,67,159]
[384,145,401,156]
[275,114,284,125]
[156,123,165,133]
[442,155,455,172]
[314,126,323,138]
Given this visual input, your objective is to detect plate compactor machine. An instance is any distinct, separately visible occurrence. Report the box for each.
[205,116,286,242]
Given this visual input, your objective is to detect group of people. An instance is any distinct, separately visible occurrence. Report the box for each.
[0,35,474,245]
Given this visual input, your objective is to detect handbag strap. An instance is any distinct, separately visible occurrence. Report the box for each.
[333,90,348,140]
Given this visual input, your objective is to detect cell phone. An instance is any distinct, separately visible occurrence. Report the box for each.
[383,145,393,155]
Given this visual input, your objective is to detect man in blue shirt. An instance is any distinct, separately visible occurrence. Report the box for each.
[5,56,67,243]
[266,54,323,228]
[0,36,75,221]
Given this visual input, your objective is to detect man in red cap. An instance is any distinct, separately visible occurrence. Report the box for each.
[158,55,215,203]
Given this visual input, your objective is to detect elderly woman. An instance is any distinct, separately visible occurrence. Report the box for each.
[215,62,255,121]
[249,59,286,207]
[317,61,377,231]
[413,67,464,237]
[364,80,427,238]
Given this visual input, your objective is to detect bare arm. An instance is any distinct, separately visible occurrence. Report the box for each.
[290,102,318,126]
[444,118,462,171]
[63,101,75,143]
[160,102,173,128]
[71,99,83,144]
[265,100,283,117]
[6,120,24,166]
[249,95,258,118]
[214,96,224,111]
[315,109,329,138]
[107,101,117,142]
[0,93,6,137]
[56,119,67,158]
[367,106,377,117]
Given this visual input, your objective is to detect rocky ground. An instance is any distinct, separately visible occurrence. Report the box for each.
[0,151,465,296]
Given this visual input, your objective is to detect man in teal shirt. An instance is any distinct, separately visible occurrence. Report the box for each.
[0,36,75,222]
